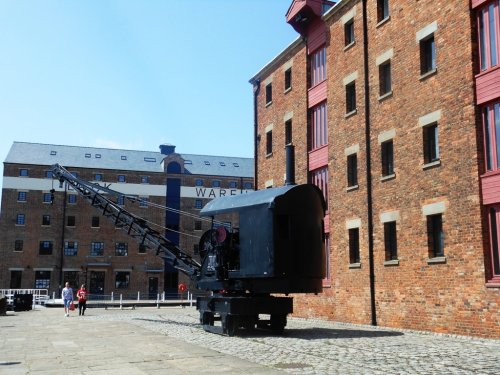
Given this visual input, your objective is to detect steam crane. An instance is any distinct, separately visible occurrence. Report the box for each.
[51,151,325,336]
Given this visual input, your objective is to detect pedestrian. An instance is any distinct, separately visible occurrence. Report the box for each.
[76,284,88,316]
[61,282,73,317]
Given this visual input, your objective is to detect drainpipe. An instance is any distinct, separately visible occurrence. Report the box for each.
[252,79,261,190]
[59,183,67,294]
[362,0,377,326]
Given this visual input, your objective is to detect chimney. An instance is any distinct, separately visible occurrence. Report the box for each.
[159,144,176,155]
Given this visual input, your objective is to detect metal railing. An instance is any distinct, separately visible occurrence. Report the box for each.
[0,289,49,309]
[47,290,205,309]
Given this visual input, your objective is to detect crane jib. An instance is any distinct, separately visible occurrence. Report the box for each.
[50,163,202,279]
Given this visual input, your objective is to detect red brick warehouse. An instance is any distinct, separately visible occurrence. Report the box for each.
[250,0,500,338]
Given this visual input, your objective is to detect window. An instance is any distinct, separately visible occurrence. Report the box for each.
[423,123,439,164]
[144,157,156,162]
[233,163,239,167]
[64,241,78,256]
[381,140,394,177]
[420,35,436,74]
[347,154,358,187]
[244,182,253,189]
[310,47,326,87]
[35,271,51,289]
[427,214,444,258]
[14,240,23,252]
[121,155,127,160]
[204,161,210,166]
[118,175,126,182]
[42,215,51,226]
[95,154,101,158]
[94,173,103,181]
[345,19,354,46]
[16,214,25,225]
[219,161,226,166]
[195,179,203,186]
[43,193,52,203]
[194,220,202,231]
[50,150,57,156]
[141,176,149,184]
[115,271,130,289]
[194,199,203,209]
[311,102,328,150]
[323,235,331,285]
[346,82,356,113]
[349,228,360,264]
[266,130,273,155]
[91,242,104,256]
[19,169,28,177]
[139,197,148,207]
[139,244,147,254]
[18,191,27,202]
[229,181,238,188]
[70,171,78,178]
[45,170,53,178]
[285,68,292,91]
[379,61,392,96]
[478,2,499,71]
[384,221,398,261]
[488,206,500,280]
[67,216,76,227]
[483,102,500,171]
[68,195,77,204]
[311,167,328,209]
[377,0,390,23]
[117,196,125,206]
[285,119,293,145]
[266,82,273,104]
[212,180,221,188]
[115,242,128,256]
[10,270,22,289]
[91,216,100,228]
[85,153,91,158]
[39,241,53,255]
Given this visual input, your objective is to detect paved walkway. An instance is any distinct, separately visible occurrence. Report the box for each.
[1,306,499,374]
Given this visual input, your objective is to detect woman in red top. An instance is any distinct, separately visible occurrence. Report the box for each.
[76,284,88,316]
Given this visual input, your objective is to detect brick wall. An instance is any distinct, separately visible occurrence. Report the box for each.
[254,0,500,338]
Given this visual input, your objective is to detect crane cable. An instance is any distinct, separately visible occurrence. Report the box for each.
[53,165,232,241]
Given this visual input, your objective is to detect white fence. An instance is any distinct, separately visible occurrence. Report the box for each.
[0,289,49,308]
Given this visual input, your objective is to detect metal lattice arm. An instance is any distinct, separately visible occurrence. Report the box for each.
[51,163,201,278]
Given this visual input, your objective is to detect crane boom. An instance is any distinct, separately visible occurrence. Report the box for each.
[51,163,201,278]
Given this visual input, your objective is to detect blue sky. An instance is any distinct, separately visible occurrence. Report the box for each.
[0,0,298,203]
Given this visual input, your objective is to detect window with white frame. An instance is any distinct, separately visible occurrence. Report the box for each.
[478,1,499,72]
[35,271,51,289]
[427,214,444,258]
[64,241,78,256]
[377,0,390,23]
[483,102,500,172]
[115,271,130,289]
[115,242,128,256]
[423,123,439,164]
[488,205,500,281]
[91,242,104,256]
[310,47,326,87]
[311,102,328,150]
[310,167,328,209]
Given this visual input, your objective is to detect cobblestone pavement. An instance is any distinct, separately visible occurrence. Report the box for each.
[85,307,500,375]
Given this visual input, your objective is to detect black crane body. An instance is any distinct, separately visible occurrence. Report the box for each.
[51,163,326,335]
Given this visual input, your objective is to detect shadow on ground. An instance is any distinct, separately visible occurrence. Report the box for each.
[132,317,404,339]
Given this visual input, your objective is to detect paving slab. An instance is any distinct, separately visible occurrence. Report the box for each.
[1,306,499,374]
